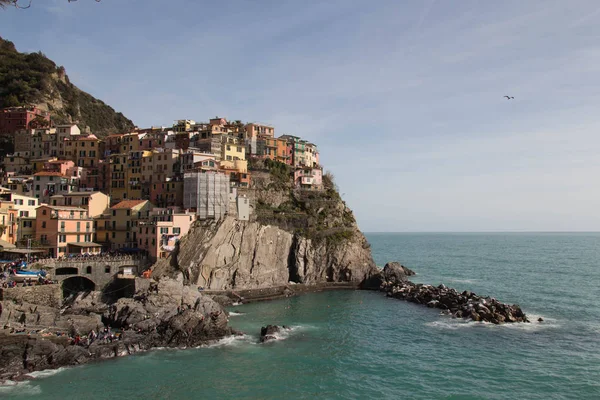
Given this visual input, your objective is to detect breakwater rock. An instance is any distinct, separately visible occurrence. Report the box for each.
[383,280,529,324]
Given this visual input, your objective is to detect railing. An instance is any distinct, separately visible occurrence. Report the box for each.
[34,254,147,264]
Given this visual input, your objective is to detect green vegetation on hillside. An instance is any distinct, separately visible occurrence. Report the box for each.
[0,37,135,137]
[251,164,356,245]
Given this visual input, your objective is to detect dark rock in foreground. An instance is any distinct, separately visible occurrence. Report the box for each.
[260,325,290,342]
[382,280,529,324]
[0,277,233,382]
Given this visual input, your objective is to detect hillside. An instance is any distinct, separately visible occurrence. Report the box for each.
[0,37,135,137]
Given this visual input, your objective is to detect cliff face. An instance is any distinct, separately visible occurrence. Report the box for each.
[156,217,375,290]
[0,37,134,137]
[154,165,377,290]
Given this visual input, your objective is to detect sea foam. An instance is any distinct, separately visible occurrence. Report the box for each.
[0,381,42,396]
[25,367,68,379]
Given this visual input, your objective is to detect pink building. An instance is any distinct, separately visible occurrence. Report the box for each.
[35,205,96,258]
[137,208,195,260]
[43,160,75,175]
[294,167,323,190]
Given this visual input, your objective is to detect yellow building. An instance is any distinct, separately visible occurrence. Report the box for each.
[222,135,245,162]
[119,132,142,154]
[50,191,110,218]
[65,134,101,168]
[108,199,153,250]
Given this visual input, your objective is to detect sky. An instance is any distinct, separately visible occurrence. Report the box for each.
[2,0,600,232]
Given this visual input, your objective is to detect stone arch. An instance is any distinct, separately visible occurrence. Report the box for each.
[62,276,96,299]
[55,267,79,276]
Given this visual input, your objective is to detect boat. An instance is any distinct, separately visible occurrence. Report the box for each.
[9,262,47,282]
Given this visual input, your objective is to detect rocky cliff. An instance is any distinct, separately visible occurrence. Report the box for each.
[154,163,378,290]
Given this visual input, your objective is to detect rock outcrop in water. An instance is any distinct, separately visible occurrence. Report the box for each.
[259,325,290,342]
[382,280,529,324]
[0,276,232,382]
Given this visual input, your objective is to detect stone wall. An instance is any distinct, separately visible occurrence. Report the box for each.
[1,285,62,308]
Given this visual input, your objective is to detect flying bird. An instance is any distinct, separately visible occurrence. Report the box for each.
[504,96,514,100]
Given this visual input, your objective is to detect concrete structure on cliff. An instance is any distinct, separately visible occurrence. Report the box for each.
[183,171,230,220]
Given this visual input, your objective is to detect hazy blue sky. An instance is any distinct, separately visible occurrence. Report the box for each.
[2,0,600,232]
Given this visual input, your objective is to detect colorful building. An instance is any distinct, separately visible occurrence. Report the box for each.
[50,191,110,218]
[0,107,50,135]
[294,167,323,190]
[137,207,195,260]
[108,199,153,250]
[35,205,95,258]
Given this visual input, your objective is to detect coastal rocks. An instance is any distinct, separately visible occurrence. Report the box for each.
[360,261,415,289]
[260,325,290,342]
[0,276,234,382]
[383,281,529,324]
[103,277,232,346]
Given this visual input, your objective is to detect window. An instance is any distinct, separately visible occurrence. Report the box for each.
[112,232,115,238]
[112,210,116,216]
[59,235,66,243]
[105,266,111,273]
[126,210,131,216]
[86,266,92,274]
[42,221,46,228]
[173,227,181,235]
[77,222,81,232]
[160,227,168,234]
[19,211,29,217]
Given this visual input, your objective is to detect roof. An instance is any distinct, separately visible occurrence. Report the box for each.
[67,242,102,247]
[56,191,101,197]
[2,248,45,254]
[38,205,87,211]
[47,160,71,164]
[0,239,16,249]
[110,200,148,210]
[34,172,66,177]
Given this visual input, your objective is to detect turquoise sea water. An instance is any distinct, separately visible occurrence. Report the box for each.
[2,233,600,399]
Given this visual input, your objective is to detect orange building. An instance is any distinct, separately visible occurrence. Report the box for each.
[35,205,95,258]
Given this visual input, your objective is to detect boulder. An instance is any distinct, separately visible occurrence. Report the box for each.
[260,325,290,343]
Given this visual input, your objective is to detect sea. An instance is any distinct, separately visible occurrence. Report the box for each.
[2,233,600,399]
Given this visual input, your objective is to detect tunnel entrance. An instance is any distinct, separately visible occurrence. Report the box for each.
[62,276,96,299]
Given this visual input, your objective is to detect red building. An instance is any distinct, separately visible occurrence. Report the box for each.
[0,107,50,134]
